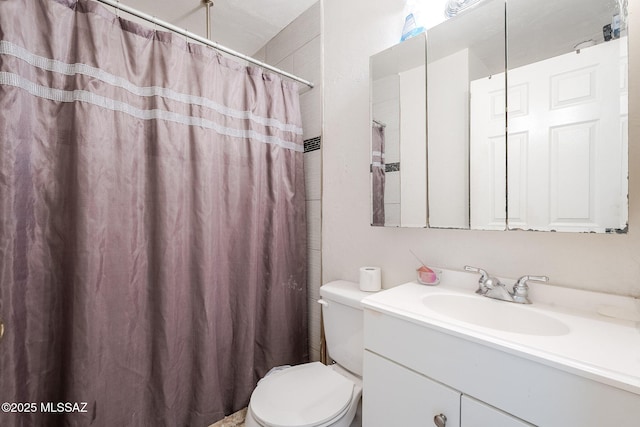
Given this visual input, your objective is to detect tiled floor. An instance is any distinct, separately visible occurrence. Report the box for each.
[208,408,247,427]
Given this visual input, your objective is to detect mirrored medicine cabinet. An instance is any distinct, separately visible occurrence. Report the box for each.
[369,0,629,233]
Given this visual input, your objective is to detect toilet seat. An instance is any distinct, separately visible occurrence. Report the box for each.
[249,362,355,427]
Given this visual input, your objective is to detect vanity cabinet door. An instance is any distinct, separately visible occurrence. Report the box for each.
[461,395,533,427]
[363,350,461,427]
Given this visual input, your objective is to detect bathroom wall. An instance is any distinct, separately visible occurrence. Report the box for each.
[254,2,323,361]
[322,0,640,297]
[427,49,470,229]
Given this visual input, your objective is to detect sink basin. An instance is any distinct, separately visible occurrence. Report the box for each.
[422,293,570,336]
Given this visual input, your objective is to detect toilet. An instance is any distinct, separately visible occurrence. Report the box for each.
[245,280,369,427]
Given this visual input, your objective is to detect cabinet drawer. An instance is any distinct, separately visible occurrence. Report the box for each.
[363,350,460,427]
[461,395,533,427]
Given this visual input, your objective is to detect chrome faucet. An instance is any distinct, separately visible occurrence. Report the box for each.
[464,266,549,304]
[511,275,550,304]
[463,266,501,296]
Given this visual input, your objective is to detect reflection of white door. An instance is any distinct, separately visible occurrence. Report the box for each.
[471,38,628,232]
[470,74,507,230]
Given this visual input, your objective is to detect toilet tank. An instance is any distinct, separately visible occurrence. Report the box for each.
[319,280,371,377]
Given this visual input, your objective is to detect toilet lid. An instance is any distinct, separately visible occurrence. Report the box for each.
[250,362,354,427]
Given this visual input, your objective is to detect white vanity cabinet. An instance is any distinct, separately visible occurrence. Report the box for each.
[362,306,640,427]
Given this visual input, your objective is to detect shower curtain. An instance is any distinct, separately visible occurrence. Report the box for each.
[371,124,385,226]
[0,0,308,426]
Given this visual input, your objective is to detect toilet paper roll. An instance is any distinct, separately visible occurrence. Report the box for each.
[359,267,382,292]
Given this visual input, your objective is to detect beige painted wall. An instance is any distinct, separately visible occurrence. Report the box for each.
[322,0,640,297]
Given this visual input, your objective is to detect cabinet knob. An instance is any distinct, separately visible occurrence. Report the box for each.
[433,413,447,427]
[0,320,4,341]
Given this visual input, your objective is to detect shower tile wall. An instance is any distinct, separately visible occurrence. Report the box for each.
[254,1,322,362]
[371,74,402,226]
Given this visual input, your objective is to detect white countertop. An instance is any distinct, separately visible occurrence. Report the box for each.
[362,268,640,395]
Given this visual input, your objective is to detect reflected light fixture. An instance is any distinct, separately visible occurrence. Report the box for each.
[444,0,484,18]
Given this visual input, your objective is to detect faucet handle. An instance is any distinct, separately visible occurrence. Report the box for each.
[464,265,490,294]
[515,275,549,286]
[512,275,549,304]
[464,265,488,279]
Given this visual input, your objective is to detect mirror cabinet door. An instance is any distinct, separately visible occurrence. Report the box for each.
[427,0,507,230]
[506,0,628,232]
[370,33,427,227]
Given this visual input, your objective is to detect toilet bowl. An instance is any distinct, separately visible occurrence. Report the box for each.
[245,281,369,427]
[244,362,362,427]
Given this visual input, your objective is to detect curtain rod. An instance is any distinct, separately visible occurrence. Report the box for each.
[95,0,315,88]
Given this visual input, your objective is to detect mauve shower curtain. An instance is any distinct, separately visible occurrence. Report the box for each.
[0,0,308,425]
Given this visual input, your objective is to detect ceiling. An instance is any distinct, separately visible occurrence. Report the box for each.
[120,0,317,57]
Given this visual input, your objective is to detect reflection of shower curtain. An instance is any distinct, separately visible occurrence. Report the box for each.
[371,124,386,226]
[0,1,307,426]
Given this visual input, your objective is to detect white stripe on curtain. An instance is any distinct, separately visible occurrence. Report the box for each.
[0,71,304,153]
[0,40,303,136]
